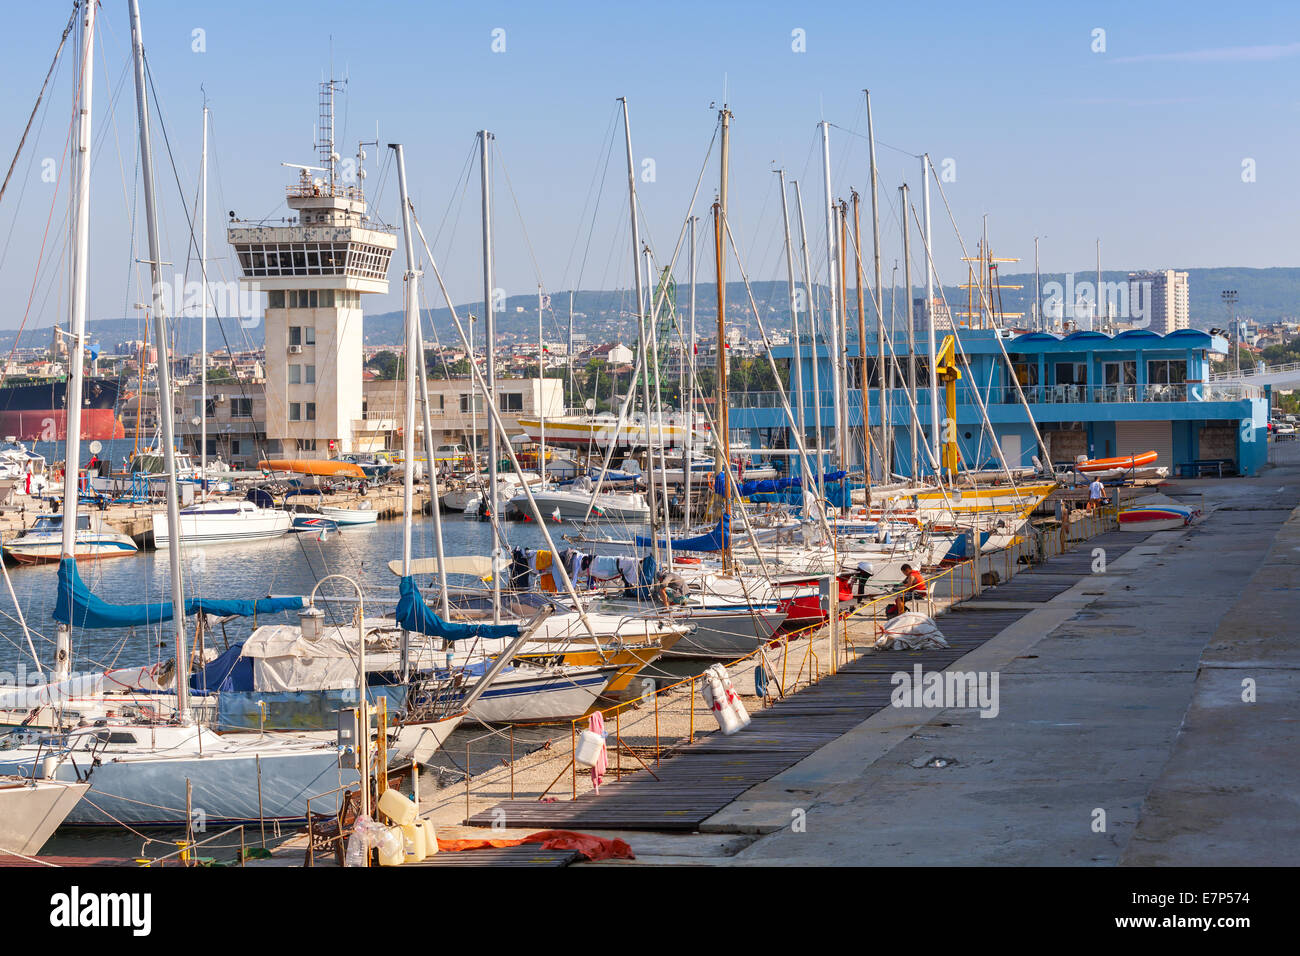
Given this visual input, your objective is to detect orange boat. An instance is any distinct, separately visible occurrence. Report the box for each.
[259,459,366,478]
[1075,450,1158,474]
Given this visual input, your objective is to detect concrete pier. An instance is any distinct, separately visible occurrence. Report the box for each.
[642,444,1300,865]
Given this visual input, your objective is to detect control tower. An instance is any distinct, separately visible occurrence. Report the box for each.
[228,80,395,457]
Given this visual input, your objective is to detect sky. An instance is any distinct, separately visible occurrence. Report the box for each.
[0,0,1297,341]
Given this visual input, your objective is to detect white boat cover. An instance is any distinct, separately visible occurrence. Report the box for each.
[874,612,950,651]
[0,673,104,710]
[388,555,499,578]
[242,625,359,692]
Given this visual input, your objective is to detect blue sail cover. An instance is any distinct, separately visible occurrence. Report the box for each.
[713,470,848,497]
[636,514,730,553]
[54,557,305,630]
[395,575,520,642]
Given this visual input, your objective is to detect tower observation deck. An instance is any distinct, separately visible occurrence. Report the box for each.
[228,80,396,457]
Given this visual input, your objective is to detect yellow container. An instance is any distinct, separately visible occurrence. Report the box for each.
[418,819,438,856]
[401,822,427,863]
[377,788,418,827]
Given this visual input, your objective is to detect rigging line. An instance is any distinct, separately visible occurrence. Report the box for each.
[826,121,920,159]
[492,144,547,289]
[2,81,78,385]
[560,102,621,292]
[920,163,1045,479]
[905,199,1020,491]
[0,50,62,276]
[0,4,76,209]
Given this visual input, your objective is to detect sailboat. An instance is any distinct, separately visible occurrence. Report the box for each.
[0,776,90,856]
[0,0,356,827]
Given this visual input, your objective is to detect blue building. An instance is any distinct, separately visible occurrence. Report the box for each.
[729,328,1268,478]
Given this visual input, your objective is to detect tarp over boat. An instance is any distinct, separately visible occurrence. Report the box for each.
[636,515,729,552]
[714,470,847,497]
[54,557,304,630]
[395,575,520,642]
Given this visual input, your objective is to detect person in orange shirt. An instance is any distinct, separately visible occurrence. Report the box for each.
[900,563,927,605]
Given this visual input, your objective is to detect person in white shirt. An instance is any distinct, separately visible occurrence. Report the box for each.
[1088,477,1106,510]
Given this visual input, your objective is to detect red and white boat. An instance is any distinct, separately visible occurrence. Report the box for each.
[1117,504,1198,532]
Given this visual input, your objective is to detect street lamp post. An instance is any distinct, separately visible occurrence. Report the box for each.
[1222,290,1239,375]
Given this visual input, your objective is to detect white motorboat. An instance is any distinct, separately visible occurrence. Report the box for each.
[152,498,293,546]
[3,513,138,564]
[512,476,651,522]
[0,441,50,496]
[319,501,379,526]
[0,776,89,855]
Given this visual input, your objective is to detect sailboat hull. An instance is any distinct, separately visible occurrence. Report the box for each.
[0,750,354,827]
[0,778,90,854]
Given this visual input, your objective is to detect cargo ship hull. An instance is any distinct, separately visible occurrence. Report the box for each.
[0,379,124,441]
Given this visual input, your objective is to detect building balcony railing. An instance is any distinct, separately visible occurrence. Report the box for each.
[727,381,1262,410]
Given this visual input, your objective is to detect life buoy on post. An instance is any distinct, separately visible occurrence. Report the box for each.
[701,663,751,735]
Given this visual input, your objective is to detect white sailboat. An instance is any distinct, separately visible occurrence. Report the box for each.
[152,497,294,545]
[0,776,90,854]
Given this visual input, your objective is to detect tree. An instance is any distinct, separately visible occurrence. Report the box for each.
[367,351,403,380]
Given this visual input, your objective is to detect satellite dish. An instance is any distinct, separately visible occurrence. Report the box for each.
[584,398,595,411]
[191,417,201,427]
[358,169,367,180]
[358,149,367,161]
[89,441,102,454]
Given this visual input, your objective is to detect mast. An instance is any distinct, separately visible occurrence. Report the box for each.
[865,91,888,480]
[645,247,673,565]
[819,122,844,485]
[778,170,813,504]
[56,0,96,683]
[922,155,939,477]
[619,97,659,560]
[793,181,823,503]
[1034,236,1042,332]
[415,330,450,615]
[537,285,545,483]
[479,130,500,623]
[567,290,574,413]
[392,143,421,678]
[130,0,189,721]
[684,215,697,526]
[714,106,732,568]
[200,103,208,496]
[852,190,870,500]
[1096,238,1102,330]
[837,200,850,477]
[900,183,917,479]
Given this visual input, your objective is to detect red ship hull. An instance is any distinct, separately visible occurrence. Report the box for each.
[0,408,124,442]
